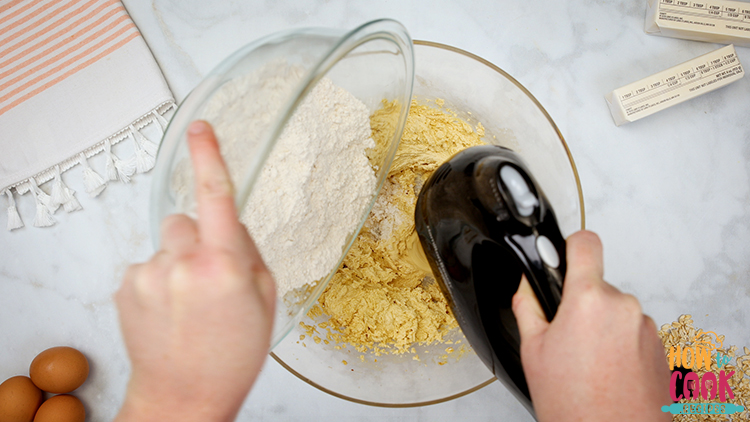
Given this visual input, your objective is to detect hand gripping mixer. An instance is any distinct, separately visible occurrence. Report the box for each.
[414,145,566,417]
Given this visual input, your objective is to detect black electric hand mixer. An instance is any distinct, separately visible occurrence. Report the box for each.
[414,145,566,417]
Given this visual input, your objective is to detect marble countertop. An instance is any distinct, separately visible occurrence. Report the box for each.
[2,0,749,420]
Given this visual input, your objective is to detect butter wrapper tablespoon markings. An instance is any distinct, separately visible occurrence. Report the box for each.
[646,0,750,47]
[605,44,744,126]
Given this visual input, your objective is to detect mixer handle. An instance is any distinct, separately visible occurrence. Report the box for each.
[504,229,565,322]
[478,155,567,323]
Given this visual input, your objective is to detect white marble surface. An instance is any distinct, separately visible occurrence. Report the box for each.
[2,0,750,420]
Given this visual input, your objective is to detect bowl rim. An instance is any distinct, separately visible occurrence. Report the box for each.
[269,39,586,408]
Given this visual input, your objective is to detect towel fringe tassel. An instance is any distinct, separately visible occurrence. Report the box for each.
[28,178,55,228]
[50,168,70,206]
[62,191,82,213]
[104,139,135,183]
[50,165,81,212]
[130,124,158,157]
[5,189,24,230]
[78,153,107,197]
[152,110,169,133]
[127,126,156,173]
[4,100,174,231]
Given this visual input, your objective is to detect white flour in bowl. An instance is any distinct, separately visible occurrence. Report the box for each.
[185,64,377,298]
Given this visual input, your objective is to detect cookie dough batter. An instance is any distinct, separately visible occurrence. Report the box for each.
[313,99,486,355]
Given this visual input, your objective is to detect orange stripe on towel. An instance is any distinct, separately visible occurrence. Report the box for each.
[0,0,63,37]
[0,0,27,16]
[0,31,139,116]
[0,0,43,27]
[0,12,131,86]
[0,21,136,103]
[0,0,116,64]
[0,3,125,73]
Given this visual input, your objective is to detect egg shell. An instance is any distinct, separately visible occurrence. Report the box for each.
[0,375,44,422]
[29,347,89,394]
[32,395,85,422]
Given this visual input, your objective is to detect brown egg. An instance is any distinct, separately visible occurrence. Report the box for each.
[0,376,44,422]
[33,395,85,422]
[29,347,89,394]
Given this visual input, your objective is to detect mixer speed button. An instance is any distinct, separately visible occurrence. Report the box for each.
[499,165,538,217]
[536,235,560,269]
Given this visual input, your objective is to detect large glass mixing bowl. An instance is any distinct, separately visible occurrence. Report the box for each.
[269,40,585,406]
[150,19,415,349]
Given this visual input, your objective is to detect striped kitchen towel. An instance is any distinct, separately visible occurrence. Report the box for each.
[0,0,175,230]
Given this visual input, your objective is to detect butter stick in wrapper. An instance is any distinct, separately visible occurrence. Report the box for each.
[646,0,750,48]
[605,44,744,126]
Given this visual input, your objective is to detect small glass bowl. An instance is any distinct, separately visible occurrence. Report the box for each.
[269,40,585,407]
[150,19,415,349]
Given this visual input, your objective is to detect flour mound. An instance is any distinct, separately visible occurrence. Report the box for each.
[195,63,376,297]
[241,78,376,296]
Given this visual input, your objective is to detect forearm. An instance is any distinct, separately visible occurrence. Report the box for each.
[114,385,245,422]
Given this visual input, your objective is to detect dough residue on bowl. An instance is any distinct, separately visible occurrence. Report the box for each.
[311,99,486,355]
